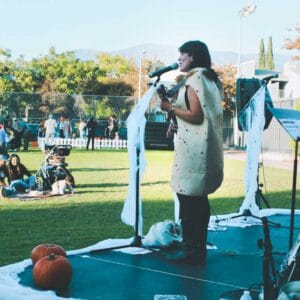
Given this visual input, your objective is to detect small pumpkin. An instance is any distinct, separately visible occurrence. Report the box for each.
[33,253,72,290]
[31,243,66,265]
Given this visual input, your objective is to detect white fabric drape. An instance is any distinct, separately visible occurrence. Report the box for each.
[239,86,266,215]
[121,86,157,236]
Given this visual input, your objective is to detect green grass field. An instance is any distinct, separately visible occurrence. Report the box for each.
[0,148,295,266]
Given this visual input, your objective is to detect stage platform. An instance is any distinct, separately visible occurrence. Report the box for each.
[13,213,300,300]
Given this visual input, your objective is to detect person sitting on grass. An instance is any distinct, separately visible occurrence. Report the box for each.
[0,122,8,155]
[0,154,9,186]
[0,154,37,198]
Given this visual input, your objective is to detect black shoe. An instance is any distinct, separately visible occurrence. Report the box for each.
[0,187,9,199]
[166,247,206,265]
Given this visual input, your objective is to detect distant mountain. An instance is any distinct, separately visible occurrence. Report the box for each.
[74,43,178,64]
[74,43,293,71]
[73,49,102,61]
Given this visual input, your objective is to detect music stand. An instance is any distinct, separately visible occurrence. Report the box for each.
[269,107,300,250]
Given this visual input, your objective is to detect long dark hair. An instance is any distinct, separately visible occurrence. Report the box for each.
[7,153,21,176]
[8,153,20,165]
[179,40,220,84]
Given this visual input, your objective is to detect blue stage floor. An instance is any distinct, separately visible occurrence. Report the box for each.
[17,214,300,300]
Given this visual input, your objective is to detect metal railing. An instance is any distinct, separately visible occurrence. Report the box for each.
[38,137,128,150]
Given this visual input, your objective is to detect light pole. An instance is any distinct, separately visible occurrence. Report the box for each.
[137,50,146,104]
[237,3,256,78]
[235,3,256,148]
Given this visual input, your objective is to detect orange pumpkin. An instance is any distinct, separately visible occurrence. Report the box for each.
[33,253,72,290]
[31,243,66,265]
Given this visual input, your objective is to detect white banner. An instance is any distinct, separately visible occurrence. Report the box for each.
[239,86,266,215]
[121,86,157,235]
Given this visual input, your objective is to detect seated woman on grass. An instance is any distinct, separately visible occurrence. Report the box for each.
[0,154,9,186]
[0,154,37,197]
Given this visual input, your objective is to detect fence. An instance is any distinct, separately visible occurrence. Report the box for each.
[38,137,128,150]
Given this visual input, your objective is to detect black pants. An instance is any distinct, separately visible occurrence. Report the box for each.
[86,135,95,150]
[177,194,210,223]
[177,193,210,254]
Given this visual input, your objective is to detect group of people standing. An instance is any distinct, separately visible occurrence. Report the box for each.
[39,115,119,151]
[104,115,118,140]
[57,117,72,139]
[39,115,97,150]
[39,114,73,139]
[83,115,118,150]
[0,116,30,153]
[73,117,97,150]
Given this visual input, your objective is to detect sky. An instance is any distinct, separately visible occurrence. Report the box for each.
[0,0,299,60]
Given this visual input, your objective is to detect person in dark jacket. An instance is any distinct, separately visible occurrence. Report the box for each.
[0,154,9,186]
[86,118,97,150]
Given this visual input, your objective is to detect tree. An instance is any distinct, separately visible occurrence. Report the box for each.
[0,63,15,93]
[13,58,42,92]
[96,53,134,79]
[121,57,162,99]
[214,64,237,112]
[258,38,265,69]
[0,48,11,60]
[33,48,104,95]
[0,49,15,93]
[144,59,165,74]
[98,78,134,96]
[266,36,275,70]
[283,25,300,60]
[79,79,135,118]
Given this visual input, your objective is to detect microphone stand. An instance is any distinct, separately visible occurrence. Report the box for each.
[289,138,299,250]
[133,145,142,247]
[90,143,143,253]
[90,77,163,254]
[90,72,182,254]
[261,217,278,300]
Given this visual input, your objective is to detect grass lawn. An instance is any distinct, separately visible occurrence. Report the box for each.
[0,148,295,266]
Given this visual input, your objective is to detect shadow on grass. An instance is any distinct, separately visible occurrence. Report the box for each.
[70,167,129,172]
[210,191,294,215]
[76,180,168,189]
[76,182,128,188]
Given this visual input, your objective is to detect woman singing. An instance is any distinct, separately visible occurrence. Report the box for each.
[159,40,224,265]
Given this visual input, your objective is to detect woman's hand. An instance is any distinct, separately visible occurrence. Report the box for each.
[157,84,172,112]
[160,99,172,112]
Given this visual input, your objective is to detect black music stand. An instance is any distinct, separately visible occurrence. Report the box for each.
[269,107,300,250]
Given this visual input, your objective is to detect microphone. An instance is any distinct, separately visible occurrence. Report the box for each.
[148,63,179,78]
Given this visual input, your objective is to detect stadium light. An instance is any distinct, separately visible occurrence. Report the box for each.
[237,3,257,77]
[137,50,146,104]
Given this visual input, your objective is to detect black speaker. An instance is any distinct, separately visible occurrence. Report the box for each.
[236,78,273,131]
